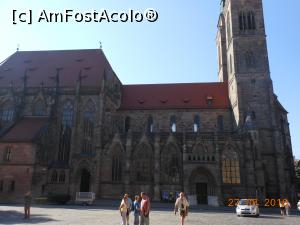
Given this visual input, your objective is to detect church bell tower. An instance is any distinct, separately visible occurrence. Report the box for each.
[217,0,295,201]
[218,0,275,130]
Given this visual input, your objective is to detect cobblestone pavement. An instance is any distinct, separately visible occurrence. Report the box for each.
[0,205,299,225]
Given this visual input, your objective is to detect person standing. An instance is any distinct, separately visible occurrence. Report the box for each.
[119,194,130,225]
[279,200,285,216]
[140,192,150,225]
[24,192,32,219]
[284,199,291,216]
[127,194,133,224]
[133,195,141,225]
[174,192,190,225]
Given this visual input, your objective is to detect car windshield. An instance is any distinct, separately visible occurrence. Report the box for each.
[238,199,249,205]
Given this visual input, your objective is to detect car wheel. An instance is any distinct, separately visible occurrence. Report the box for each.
[255,214,259,217]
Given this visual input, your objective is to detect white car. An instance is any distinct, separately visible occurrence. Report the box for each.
[236,199,259,217]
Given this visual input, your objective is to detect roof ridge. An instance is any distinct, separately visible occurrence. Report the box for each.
[15,48,102,53]
[123,82,226,86]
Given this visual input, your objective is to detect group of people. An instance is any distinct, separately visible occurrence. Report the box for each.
[119,192,190,225]
[278,199,300,216]
[119,192,151,225]
[279,199,291,216]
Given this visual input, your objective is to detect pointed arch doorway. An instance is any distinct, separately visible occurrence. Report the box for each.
[80,169,91,192]
[189,167,218,205]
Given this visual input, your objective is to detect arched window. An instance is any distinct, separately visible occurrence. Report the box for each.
[0,101,15,122]
[251,111,256,120]
[222,150,240,184]
[9,180,15,192]
[58,101,73,162]
[125,116,130,133]
[170,116,176,133]
[112,155,122,181]
[111,145,123,182]
[147,116,154,133]
[59,171,65,183]
[239,11,256,31]
[217,115,224,132]
[161,144,181,184]
[33,100,46,116]
[82,100,95,154]
[61,101,73,127]
[133,144,153,182]
[245,51,256,68]
[193,115,200,133]
[51,171,58,183]
[239,11,247,30]
[3,146,12,162]
[247,11,256,30]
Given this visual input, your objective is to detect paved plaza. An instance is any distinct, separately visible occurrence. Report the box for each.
[0,204,300,225]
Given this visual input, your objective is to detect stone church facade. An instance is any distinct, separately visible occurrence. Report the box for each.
[0,0,296,205]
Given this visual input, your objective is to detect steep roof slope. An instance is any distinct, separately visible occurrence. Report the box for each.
[0,49,117,88]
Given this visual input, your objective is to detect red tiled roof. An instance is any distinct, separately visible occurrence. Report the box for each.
[120,82,230,110]
[0,49,116,87]
[0,117,48,142]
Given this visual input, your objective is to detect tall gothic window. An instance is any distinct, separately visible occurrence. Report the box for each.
[82,100,95,154]
[170,115,176,133]
[134,144,153,182]
[245,51,256,68]
[9,180,15,192]
[0,101,15,122]
[125,116,130,133]
[58,100,73,162]
[217,115,224,132]
[112,155,122,181]
[247,11,256,30]
[3,146,12,162]
[58,171,66,183]
[33,100,46,116]
[147,116,154,133]
[239,11,256,31]
[111,145,123,181]
[239,11,246,30]
[222,150,241,184]
[193,115,200,133]
[161,144,181,184]
[51,171,58,183]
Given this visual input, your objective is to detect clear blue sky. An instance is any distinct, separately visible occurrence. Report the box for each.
[1,0,299,159]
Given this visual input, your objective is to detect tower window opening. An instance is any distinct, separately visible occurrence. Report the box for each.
[193,115,200,133]
[170,116,176,133]
[125,116,130,133]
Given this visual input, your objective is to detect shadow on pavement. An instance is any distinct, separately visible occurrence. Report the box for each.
[251,215,283,219]
[0,210,58,224]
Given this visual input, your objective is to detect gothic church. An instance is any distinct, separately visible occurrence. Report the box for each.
[0,0,296,205]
